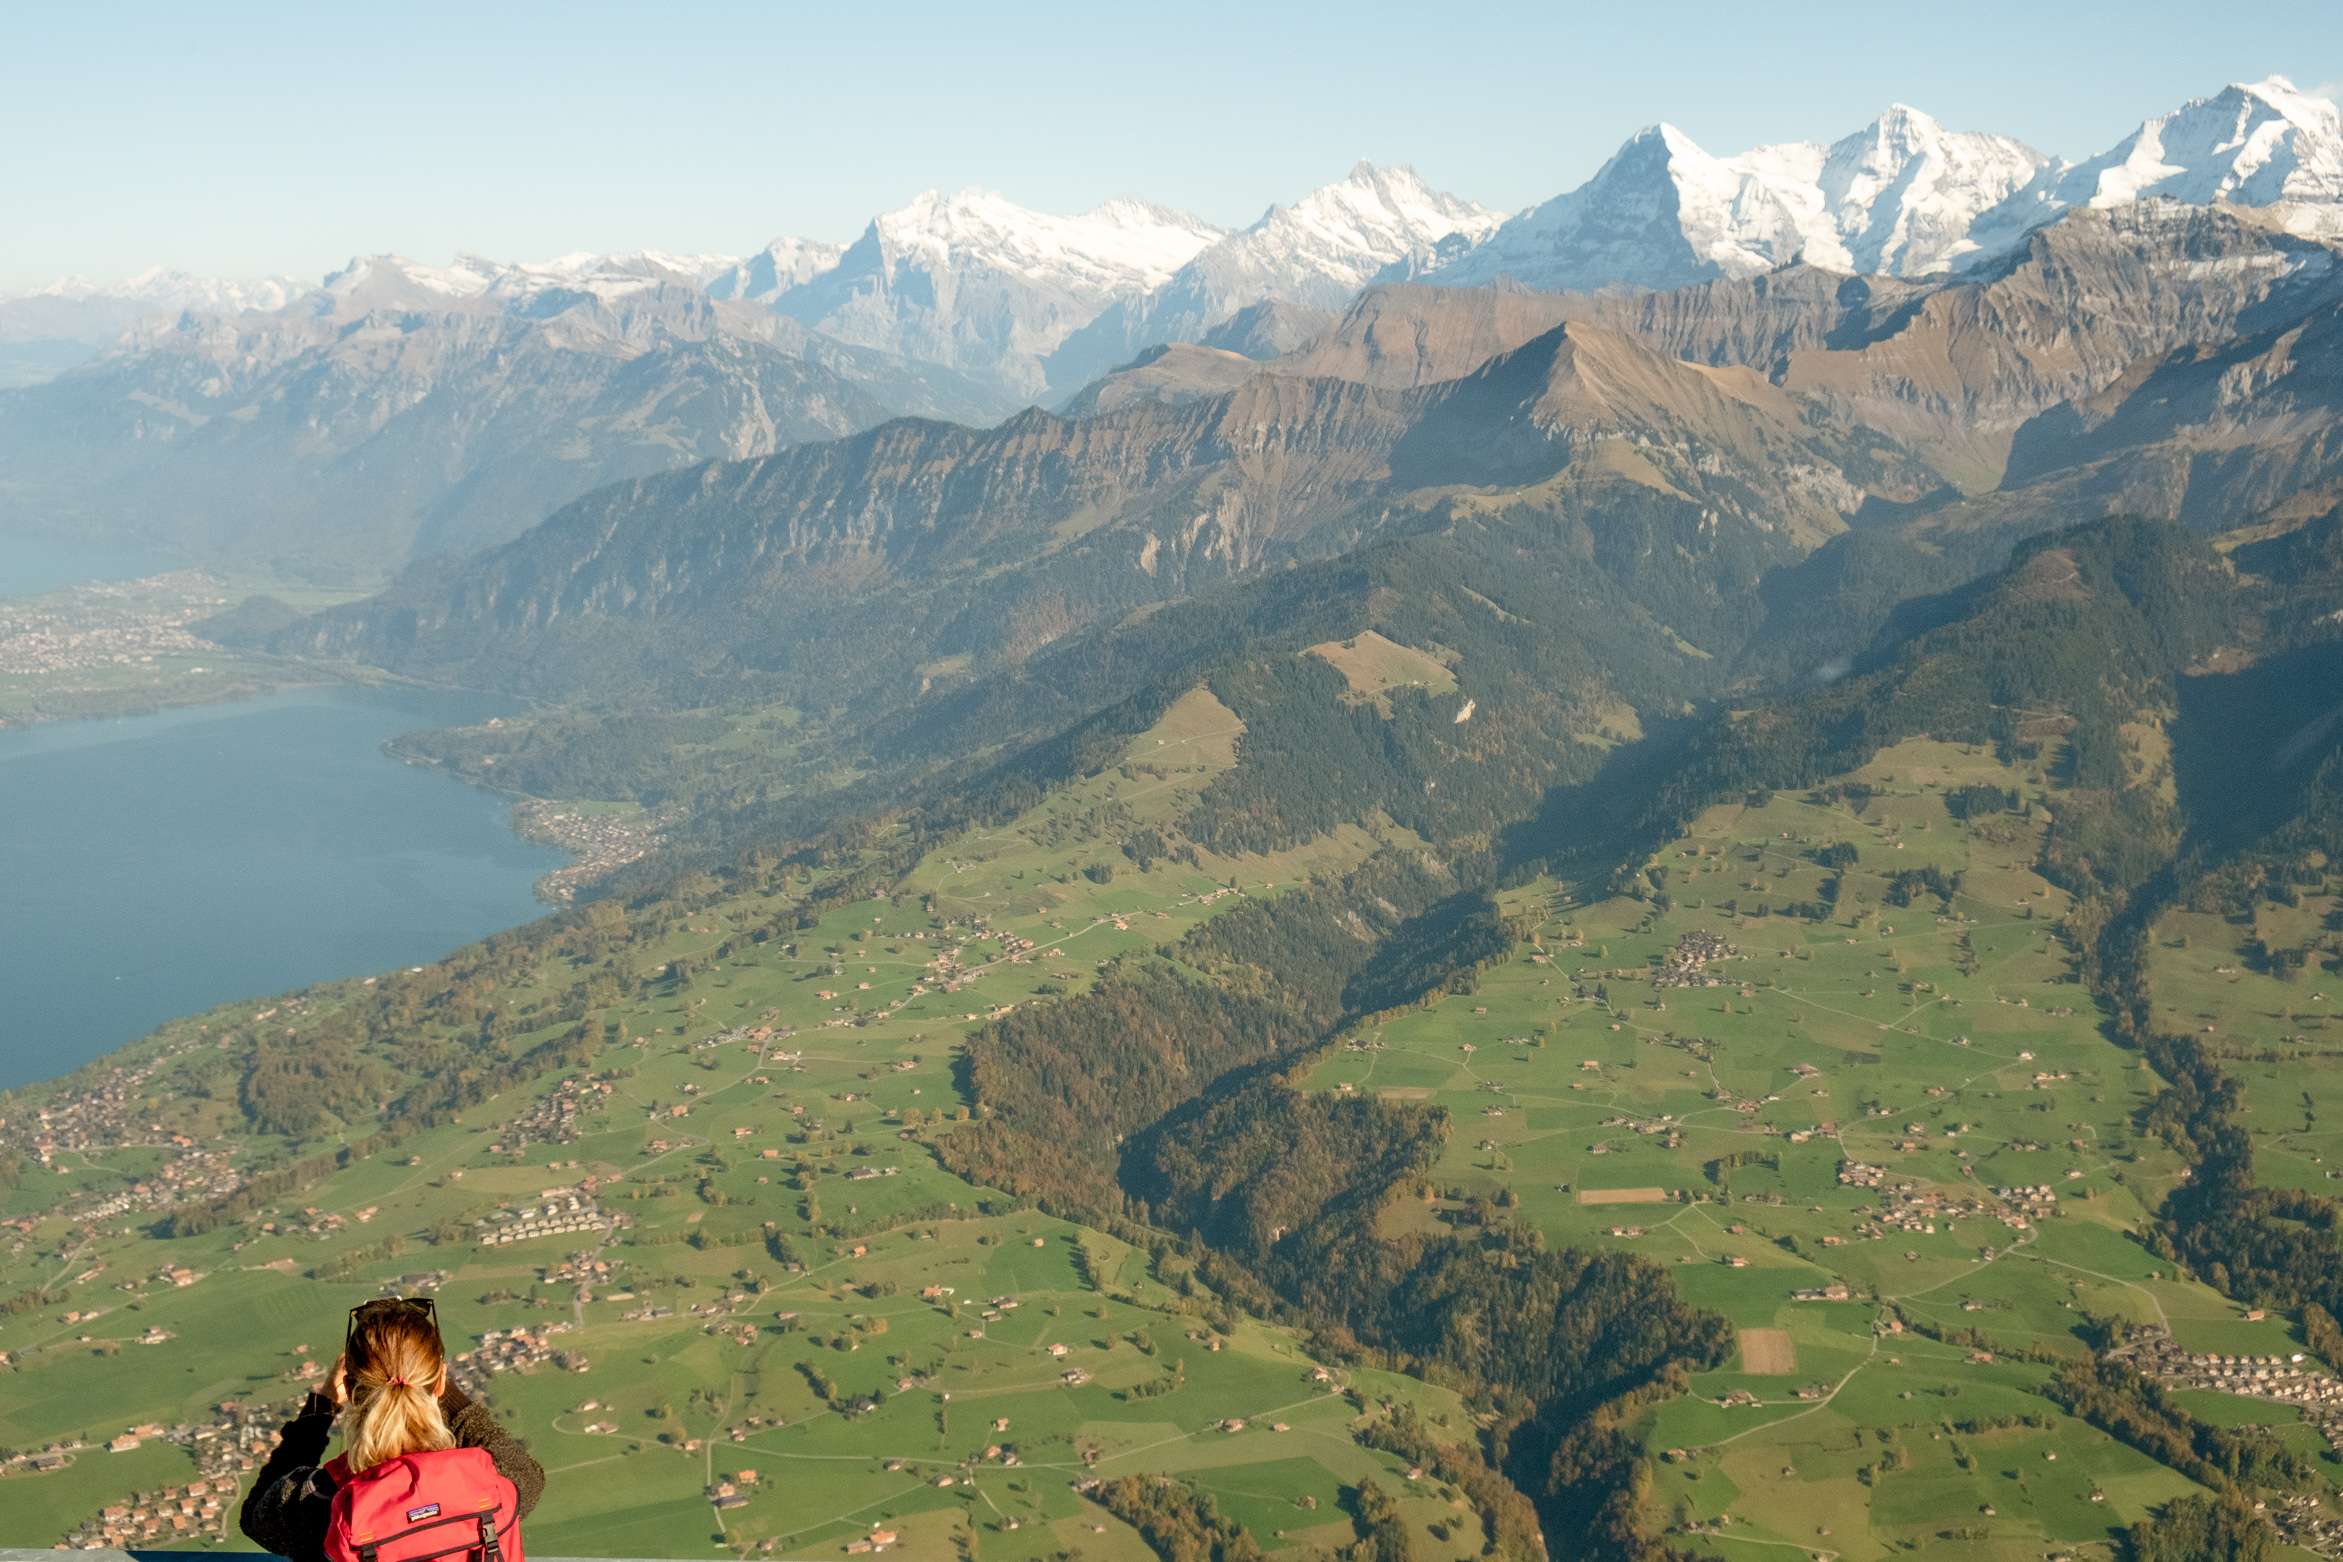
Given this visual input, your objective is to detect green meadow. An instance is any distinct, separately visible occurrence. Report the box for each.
[0,689,1472,1561]
[1304,739,2333,1559]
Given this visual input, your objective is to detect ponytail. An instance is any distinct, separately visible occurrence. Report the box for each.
[343,1311,454,1473]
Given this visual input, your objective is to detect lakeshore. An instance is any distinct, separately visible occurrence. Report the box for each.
[0,684,566,1088]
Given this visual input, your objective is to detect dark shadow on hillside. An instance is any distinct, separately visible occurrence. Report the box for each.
[1494,714,1706,883]
[2173,640,2343,856]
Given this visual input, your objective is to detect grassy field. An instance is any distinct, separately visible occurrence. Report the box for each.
[15,689,2343,1560]
[2147,886,2343,1201]
[0,688,1468,1560]
[1303,632,1458,713]
[1304,738,2336,1558]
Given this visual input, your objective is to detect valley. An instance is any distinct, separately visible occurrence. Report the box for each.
[11,61,2343,1562]
[1300,741,2253,1558]
[0,568,370,729]
[0,694,1491,1562]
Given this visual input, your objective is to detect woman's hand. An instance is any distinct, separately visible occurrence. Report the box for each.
[318,1352,351,1408]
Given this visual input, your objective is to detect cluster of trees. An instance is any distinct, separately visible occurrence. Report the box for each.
[394,709,736,806]
[945,835,1731,1558]
[1185,853,1474,1023]
[0,1284,63,1318]
[1127,1088,1448,1258]
[1090,1476,1267,1562]
[1342,892,1518,1017]
[941,965,1302,1208]
[2125,1493,2277,1562]
[1883,866,1963,908]
[2120,971,2343,1327]
[1946,783,2020,819]
[238,1035,393,1137]
[2046,1358,2318,1493]
[1354,1404,1545,1562]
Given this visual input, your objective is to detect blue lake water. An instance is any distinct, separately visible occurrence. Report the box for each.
[0,531,176,599]
[0,685,564,1088]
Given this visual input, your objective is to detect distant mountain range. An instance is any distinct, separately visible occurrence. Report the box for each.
[0,266,299,389]
[0,258,1014,578]
[4,75,2341,578]
[284,200,2343,743]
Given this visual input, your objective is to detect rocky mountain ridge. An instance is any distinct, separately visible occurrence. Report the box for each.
[0,273,1015,575]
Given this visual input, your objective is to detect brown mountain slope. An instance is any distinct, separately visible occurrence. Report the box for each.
[1072,205,2343,505]
[294,321,1921,700]
[1058,343,1263,417]
[1919,295,2343,534]
[1774,202,2343,487]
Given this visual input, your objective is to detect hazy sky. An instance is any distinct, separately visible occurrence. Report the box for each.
[4,0,2338,291]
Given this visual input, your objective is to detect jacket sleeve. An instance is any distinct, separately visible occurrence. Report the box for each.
[443,1384,545,1521]
[238,1393,339,1562]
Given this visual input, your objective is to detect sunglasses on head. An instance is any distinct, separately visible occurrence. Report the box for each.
[346,1295,438,1356]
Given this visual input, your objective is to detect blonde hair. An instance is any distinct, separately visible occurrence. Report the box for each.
[343,1307,454,1473]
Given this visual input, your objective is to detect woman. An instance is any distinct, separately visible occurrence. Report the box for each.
[240,1300,544,1562]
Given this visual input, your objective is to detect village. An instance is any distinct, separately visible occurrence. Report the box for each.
[492,1073,619,1153]
[2102,1326,2343,1556]
[50,1396,297,1550]
[0,1047,256,1232]
[1650,928,1740,989]
[456,1321,588,1379]
[43,1308,589,1554]
[0,571,240,685]
[474,1186,620,1247]
[512,801,665,902]
[2118,1325,2343,1445]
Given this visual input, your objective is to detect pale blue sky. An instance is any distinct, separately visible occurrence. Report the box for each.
[3,0,2337,290]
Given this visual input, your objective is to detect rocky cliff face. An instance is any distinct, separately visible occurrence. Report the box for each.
[1936,295,2343,533]
[1769,203,2343,487]
[1276,205,2343,490]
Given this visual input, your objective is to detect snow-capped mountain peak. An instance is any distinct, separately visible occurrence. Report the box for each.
[310,253,503,316]
[1033,161,1505,398]
[1170,160,1506,306]
[759,188,1224,398]
[1436,104,2049,291]
[1967,75,2343,256]
[1815,107,2048,272]
[866,186,1224,293]
[301,250,746,322]
[2055,75,2343,210]
[13,266,298,313]
[1432,122,1815,292]
[706,237,847,304]
[1239,161,1504,290]
[496,250,742,304]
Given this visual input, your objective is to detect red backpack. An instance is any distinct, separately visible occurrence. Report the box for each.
[323,1448,524,1562]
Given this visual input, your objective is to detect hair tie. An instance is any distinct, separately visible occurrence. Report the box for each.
[386,1376,408,1388]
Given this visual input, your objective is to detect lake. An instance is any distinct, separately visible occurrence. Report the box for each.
[0,685,565,1088]
[0,530,176,599]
